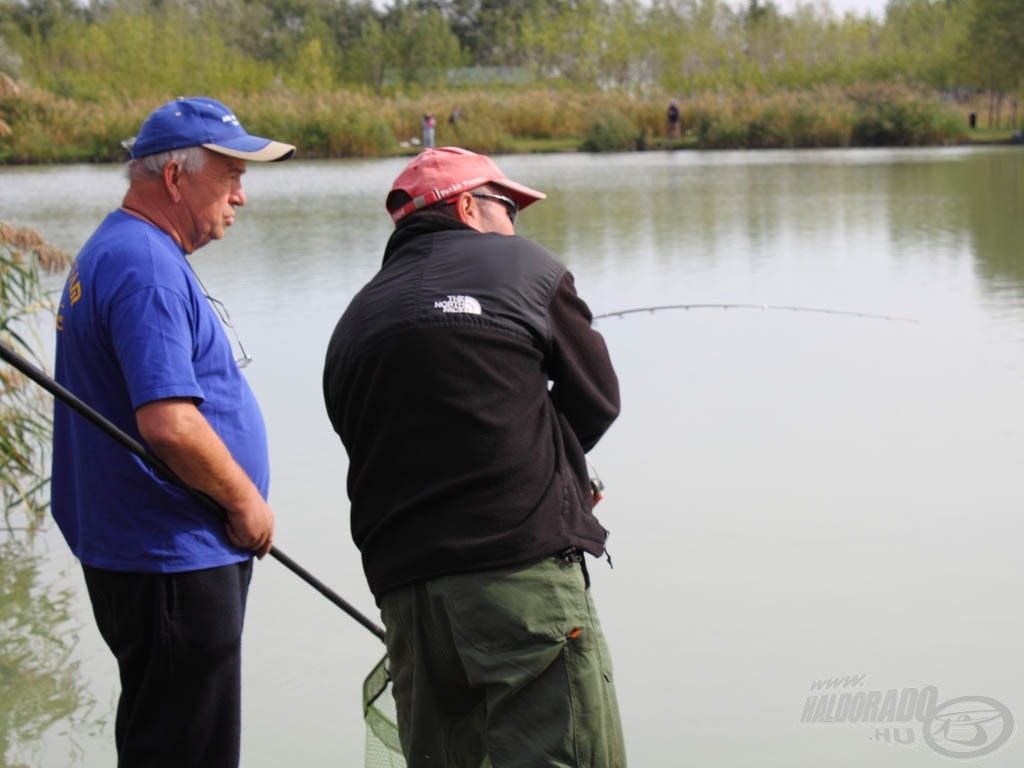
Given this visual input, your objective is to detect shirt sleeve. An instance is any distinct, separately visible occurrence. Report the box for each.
[109,284,205,410]
[547,271,621,451]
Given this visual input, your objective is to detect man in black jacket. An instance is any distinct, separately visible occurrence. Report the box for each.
[323,147,625,767]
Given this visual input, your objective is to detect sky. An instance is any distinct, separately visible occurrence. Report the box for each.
[771,0,890,18]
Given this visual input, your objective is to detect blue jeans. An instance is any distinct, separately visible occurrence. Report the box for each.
[381,555,626,767]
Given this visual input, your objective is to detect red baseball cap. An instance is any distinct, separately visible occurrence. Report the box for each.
[387,147,545,223]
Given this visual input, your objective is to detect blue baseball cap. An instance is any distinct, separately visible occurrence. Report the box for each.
[127,97,295,162]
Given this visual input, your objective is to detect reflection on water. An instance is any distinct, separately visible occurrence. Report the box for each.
[957,151,1024,294]
[0,146,1022,767]
[0,537,102,767]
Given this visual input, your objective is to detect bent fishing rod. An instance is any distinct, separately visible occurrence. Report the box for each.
[0,340,386,643]
[593,303,918,323]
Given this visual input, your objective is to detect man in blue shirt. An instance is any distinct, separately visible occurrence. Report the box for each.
[52,97,294,767]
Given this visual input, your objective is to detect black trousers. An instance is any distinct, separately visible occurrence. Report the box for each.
[83,560,253,768]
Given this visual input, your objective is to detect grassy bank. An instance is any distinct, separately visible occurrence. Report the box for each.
[0,83,975,165]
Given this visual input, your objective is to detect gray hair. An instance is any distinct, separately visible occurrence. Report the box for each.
[125,145,208,182]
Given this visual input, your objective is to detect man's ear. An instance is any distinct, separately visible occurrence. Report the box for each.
[452,192,480,230]
[162,160,183,203]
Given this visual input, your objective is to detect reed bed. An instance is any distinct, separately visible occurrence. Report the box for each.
[0,83,968,164]
[1,223,71,530]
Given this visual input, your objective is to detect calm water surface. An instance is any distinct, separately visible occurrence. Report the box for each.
[1,147,1022,767]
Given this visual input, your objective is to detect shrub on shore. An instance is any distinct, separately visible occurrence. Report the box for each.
[581,109,640,152]
[846,83,966,146]
[685,84,965,149]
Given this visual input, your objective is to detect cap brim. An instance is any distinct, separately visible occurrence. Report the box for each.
[203,137,296,162]
[492,177,546,211]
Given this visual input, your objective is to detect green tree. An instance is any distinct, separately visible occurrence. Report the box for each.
[962,0,1024,92]
[0,0,85,42]
[520,0,613,88]
[640,0,739,93]
[955,0,1024,128]
[741,0,784,83]
[600,0,644,88]
[280,14,341,92]
[341,13,389,90]
[439,0,548,66]
[16,3,275,100]
[380,1,465,88]
[877,0,969,88]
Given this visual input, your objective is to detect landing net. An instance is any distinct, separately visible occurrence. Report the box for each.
[363,654,406,768]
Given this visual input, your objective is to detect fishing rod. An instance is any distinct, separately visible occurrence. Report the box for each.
[0,340,386,643]
[593,303,918,323]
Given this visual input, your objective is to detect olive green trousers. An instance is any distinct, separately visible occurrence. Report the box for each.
[380,555,626,768]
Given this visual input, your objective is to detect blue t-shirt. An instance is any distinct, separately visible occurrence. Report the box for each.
[51,210,270,573]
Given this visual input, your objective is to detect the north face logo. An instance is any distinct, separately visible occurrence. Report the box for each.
[434,295,482,315]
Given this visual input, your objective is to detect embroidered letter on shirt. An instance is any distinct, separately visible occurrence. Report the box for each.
[434,295,482,315]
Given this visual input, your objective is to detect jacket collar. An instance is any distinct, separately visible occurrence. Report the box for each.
[382,212,474,265]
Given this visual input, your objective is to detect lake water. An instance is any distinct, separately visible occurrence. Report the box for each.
[2,146,1023,767]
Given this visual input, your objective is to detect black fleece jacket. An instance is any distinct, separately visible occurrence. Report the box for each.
[323,214,620,602]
